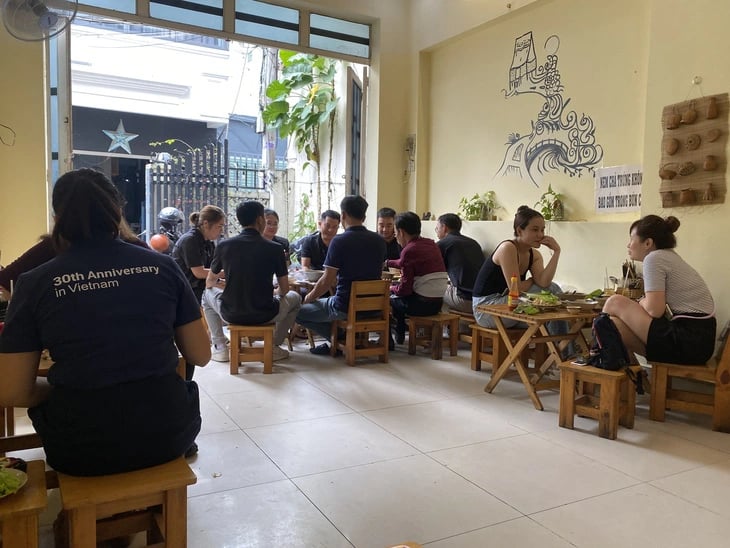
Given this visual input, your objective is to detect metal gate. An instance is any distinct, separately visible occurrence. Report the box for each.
[144,140,287,239]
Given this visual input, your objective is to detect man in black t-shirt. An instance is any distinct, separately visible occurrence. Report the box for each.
[203,201,301,362]
[300,209,341,270]
[435,213,485,314]
[377,207,402,261]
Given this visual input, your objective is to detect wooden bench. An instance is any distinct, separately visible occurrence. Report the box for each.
[0,460,47,548]
[228,323,275,374]
[649,338,730,432]
[407,313,459,360]
[559,362,641,439]
[56,457,196,548]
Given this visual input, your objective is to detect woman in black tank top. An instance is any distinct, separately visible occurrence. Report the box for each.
[472,205,564,329]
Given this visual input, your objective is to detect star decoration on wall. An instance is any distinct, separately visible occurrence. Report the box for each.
[102,120,139,154]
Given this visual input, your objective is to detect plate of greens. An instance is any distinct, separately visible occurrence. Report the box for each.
[523,290,562,310]
[0,467,27,499]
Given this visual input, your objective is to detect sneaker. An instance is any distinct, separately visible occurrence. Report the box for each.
[184,441,199,458]
[272,346,290,361]
[309,342,342,357]
[211,345,229,362]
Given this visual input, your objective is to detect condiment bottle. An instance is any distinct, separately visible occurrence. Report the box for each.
[508,274,519,309]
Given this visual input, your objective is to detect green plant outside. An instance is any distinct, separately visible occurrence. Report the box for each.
[288,192,317,243]
[262,50,339,214]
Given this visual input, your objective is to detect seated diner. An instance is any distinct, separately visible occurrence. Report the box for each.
[0,168,210,476]
[602,214,716,365]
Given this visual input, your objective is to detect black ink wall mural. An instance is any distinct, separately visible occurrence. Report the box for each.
[495,32,603,186]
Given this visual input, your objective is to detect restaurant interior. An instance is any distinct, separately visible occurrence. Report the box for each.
[2,1,730,547]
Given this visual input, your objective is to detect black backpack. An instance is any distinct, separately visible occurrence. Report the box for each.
[587,313,646,394]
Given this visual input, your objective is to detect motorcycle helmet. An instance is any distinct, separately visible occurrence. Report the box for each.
[158,207,184,225]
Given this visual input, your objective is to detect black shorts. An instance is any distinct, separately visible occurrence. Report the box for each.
[29,373,200,476]
[646,315,716,365]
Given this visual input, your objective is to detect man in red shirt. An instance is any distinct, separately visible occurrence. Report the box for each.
[386,211,449,346]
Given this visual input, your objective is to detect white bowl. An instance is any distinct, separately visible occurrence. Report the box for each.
[302,270,325,282]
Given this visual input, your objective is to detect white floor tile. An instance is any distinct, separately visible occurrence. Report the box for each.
[364,398,526,452]
[188,480,352,548]
[213,377,353,429]
[533,483,730,548]
[187,430,285,496]
[294,454,520,548]
[651,457,730,517]
[537,421,730,481]
[427,517,574,548]
[431,434,639,514]
[198,391,240,435]
[296,365,446,411]
[246,412,416,477]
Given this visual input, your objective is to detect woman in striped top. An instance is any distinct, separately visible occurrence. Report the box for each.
[603,215,716,365]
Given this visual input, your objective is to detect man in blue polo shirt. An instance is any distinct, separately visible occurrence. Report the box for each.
[296,195,386,355]
[202,201,301,362]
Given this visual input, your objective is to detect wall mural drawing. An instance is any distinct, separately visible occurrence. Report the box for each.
[495,32,603,186]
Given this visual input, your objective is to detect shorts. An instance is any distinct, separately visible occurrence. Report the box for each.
[646,315,716,365]
[29,373,201,476]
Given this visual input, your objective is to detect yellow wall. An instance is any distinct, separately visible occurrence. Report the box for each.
[0,24,49,262]
[425,0,649,221]
[417,0,730,332]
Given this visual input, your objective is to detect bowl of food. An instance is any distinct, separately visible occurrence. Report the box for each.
[302,269,325,282]
[565,305,582,315]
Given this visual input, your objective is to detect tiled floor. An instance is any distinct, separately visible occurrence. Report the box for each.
[10,338,730,548]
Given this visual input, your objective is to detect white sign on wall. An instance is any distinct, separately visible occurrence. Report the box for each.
[595,165,643,213]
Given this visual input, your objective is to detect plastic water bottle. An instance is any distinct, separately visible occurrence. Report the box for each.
[508,274,519,309]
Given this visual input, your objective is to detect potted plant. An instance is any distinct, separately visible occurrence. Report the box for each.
[534,184,564,221]
[458,191,500,220]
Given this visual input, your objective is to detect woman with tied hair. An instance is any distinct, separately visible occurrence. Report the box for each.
[472,205,564,328]
[172,205,226,305]
[603,215,716,365]
[263,208,291,265]
[0,168,210,476]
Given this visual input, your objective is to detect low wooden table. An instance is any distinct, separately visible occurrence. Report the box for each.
[476,304,595,410]
[0,460,47,548]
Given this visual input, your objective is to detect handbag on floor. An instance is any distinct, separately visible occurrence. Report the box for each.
[588,313,646,394]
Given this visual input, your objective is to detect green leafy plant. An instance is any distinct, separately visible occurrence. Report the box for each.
[458,191,500,220]
[534,184,564,221]
[262,50,339,214]
[288,192,316,242]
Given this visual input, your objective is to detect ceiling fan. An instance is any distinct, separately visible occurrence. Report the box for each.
[2,0,78,42]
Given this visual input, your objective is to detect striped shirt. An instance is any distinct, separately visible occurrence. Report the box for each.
[642,249,714,315]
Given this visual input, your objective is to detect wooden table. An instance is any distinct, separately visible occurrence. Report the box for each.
[0,460,47,548]
[476,304,595,410]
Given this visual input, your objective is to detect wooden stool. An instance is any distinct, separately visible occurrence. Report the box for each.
[649,342,730,432]
[229,323,275,374]
[407,313,459,360]
[0,460,47,548]
[57,457,196,548]
[448,309,476,344]
[559,362,641,439]
[469,324,540,372]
